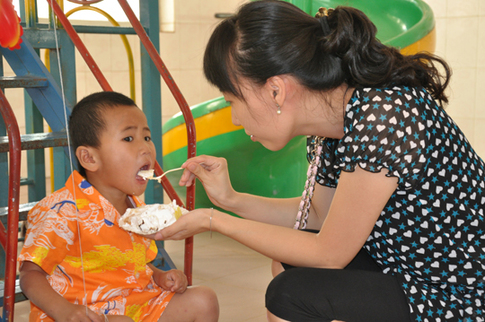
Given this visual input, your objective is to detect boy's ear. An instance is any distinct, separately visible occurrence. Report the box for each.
[76,146,100,172]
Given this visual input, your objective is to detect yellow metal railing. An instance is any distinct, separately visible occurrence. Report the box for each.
[65,5,136,101]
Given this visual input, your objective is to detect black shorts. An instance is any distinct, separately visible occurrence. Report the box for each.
[266,247,412,322]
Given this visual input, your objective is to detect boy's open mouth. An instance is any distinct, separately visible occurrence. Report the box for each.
[137,165,152,180]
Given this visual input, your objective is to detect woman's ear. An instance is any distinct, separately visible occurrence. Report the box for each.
[266,75,288,108]
[76,146,99,173]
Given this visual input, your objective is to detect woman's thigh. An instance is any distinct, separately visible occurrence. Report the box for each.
[266,267,412,322]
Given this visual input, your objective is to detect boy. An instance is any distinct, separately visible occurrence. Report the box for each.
[18,92,219,322]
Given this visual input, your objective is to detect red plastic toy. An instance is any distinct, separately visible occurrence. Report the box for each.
[0,0,24,50]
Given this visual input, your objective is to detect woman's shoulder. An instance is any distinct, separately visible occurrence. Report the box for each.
[346,85,433,123]
[336,85,430,188]
[351,85,429,105]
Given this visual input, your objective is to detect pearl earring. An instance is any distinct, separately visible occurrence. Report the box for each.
[276,103,281,115]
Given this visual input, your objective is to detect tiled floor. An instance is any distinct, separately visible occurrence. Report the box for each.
[9,232,273,321]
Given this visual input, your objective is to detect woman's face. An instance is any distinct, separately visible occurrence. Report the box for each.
[223,82,292,151]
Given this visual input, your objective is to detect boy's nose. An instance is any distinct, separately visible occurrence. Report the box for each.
[140,141,154,155]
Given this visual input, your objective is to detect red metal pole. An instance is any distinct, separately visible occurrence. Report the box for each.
[0,223,6,248]
[0,89,22,322]
[117,0,196,284]
[154,162,185,208]
[46,0,113,92]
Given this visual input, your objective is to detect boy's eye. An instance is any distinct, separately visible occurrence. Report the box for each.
[123,136,133,142]
[145,136,152,142]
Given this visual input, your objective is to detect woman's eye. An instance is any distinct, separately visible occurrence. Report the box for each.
[123,137,134,142]
[145,136,152,142]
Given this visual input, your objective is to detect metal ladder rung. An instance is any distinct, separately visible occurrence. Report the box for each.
[0,202,37,226]
[0,131,68,153]
[0,75,48,89]
[0,278,27,306]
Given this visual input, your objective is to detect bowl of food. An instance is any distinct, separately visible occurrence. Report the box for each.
[120,200,187,235]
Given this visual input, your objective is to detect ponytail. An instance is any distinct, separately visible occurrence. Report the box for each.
[323,6,451,104]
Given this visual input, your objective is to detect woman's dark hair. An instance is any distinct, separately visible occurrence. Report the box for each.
[204,0,451,105]
[69,91,138,176]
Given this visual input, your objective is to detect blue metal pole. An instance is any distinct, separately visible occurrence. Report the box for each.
[140,0,163,205]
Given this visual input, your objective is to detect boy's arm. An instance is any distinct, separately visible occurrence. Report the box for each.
[19,261,104,322]
[148,263,187,293]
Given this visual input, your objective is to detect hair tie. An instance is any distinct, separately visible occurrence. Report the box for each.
[315,7,333,35]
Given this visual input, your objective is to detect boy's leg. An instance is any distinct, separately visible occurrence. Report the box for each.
[158,285,219,322]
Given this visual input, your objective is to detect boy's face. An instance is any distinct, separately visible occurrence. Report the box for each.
[90,105,156,198]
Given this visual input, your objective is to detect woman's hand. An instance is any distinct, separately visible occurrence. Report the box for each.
[152,268,188,293]
[179,156,237,209]
[178,155,303,227]
[152,208,214,241]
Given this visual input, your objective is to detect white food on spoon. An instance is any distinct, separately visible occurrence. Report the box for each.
[137,169,155,180]
[120,200,188,235]
[137,167,184,183]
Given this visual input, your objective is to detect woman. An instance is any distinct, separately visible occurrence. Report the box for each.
[155,1,485,321]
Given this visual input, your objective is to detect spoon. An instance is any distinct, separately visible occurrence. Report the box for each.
[138,167,184,183]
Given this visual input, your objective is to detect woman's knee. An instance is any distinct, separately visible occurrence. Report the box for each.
[266,268,334,322]
[266,267,307,306]
[266,269,307,317]
[266,269,292,306]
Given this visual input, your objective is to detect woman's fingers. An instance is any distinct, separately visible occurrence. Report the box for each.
[179,156,227,187]
[179,155,219,186]
[153,220,185,240]
[154,209,211,241]
[178,155,235,209]
[179,169,197,187]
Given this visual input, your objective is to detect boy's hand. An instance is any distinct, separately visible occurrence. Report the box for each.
[54,302,105,321]
[153,268,188,293]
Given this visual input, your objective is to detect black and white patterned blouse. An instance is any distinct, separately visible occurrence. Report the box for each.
[309,86,485,321]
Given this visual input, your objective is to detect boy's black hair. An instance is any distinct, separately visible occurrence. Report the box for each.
[69,91,138,177]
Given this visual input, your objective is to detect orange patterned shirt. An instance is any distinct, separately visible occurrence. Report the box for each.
[18,171,174,321]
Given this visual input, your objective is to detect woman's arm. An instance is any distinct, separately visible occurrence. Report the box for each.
[162,166,397,268]
[179,155,334,228]
[19,261,103,322]
[227,183,334,229]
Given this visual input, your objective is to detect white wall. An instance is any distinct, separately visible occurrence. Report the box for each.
[425,0,485,156]
[75,0,247,126]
